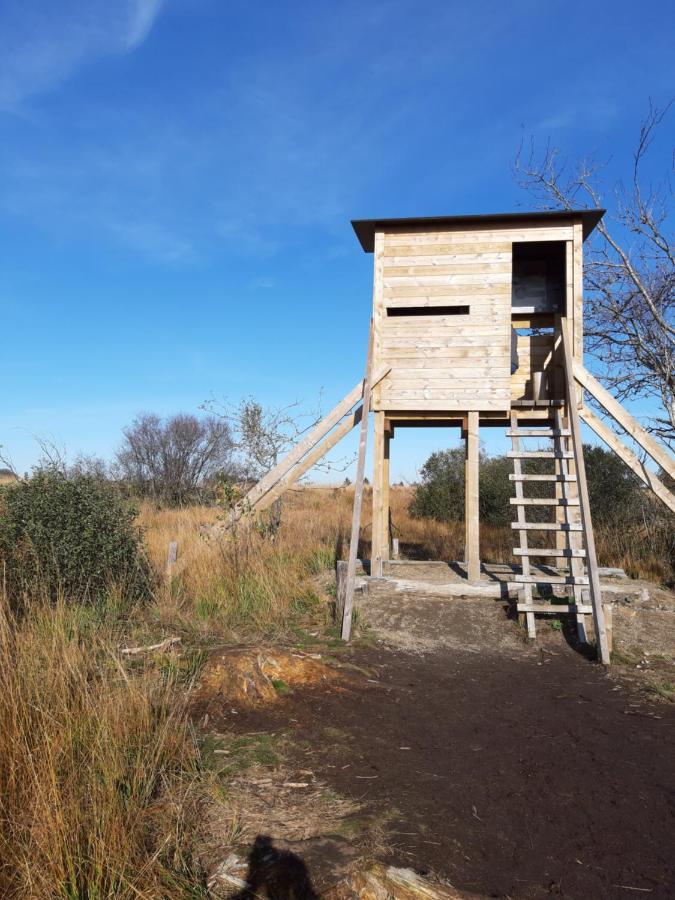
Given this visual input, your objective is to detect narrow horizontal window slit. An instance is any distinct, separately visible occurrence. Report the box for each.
[386,305,470,317]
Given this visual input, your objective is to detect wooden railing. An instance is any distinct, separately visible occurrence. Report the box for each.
[572,362,675,515]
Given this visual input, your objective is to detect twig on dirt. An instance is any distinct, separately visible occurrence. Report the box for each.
[612,886,653,893]
[282,782,309,788]
[120,637,181,656]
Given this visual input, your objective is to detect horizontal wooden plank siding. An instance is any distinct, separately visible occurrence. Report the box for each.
[371,221,574,412]
[373,225,516,412]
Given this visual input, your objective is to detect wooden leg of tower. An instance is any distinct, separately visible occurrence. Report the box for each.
[464,411,480,583]
[381,426,391,564]
[371,411,385,577]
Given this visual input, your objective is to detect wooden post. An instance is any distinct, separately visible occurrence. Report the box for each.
[573,223,584,362]
[165,541,178,577]
[464,411,480,583]
[341,322,376,641]
[603,602,614,657]
[382,423,391,563]
[371,411,385,577]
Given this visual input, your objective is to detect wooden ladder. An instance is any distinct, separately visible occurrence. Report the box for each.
[507,403,608,662]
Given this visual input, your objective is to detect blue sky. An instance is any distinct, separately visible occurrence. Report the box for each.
[1,0,673,481]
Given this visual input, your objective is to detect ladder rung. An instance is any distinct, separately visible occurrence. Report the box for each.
[513,547,587,558]
[510,497,580,506]
[512,575,589,586]
[516,603,592,614]
[509,474,576,482]
[507,451,574,459]
[511,522,583,531]
[506,429,571,437]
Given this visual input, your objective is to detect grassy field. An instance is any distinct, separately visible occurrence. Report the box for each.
[0,484,672,897]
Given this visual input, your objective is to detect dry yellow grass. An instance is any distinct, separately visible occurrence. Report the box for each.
[0,482,670,897]
[0,594,204,898]
[139,485,672,603]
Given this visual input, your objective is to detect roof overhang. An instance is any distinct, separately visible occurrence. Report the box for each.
[351,209,605,252]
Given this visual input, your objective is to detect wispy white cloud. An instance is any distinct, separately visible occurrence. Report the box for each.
[125,0,164,49]
[0,1,165,110]
[0,1,628,267]
[533,102,620,133]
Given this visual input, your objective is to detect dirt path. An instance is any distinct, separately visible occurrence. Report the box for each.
[222,642,675,898]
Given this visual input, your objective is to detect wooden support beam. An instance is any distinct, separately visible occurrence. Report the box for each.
[580,407,675,514]
[573,362,674,480]
[464,410,480,583]
[382,427,391,563]
[371,411,385,576]
[603,603,614,657]
[341,323,376,641]
[560,318,610,665]
[572,226,584,361]
[253,405,363,515]
[230,363,390,523]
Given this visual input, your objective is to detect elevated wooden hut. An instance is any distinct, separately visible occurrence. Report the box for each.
[232,210,675,665]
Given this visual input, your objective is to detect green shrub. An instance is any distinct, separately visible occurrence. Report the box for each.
[0,468,151,609]
[583,444,643,526]
[410,448,534,526]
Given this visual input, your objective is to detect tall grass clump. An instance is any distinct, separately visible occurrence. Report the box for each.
[138,494,344,638]
[0,595,205,898]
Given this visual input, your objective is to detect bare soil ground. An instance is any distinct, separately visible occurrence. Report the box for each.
[194,576,675,899]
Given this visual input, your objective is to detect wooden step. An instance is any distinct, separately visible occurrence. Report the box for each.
[516,602,592,614]
[511,522,583,531]
[507,450,574,459]
[506,429,571,437]
[510,497,580,506]
[513,547,587,558]
[512,574,590,586]
[509,473,576,482]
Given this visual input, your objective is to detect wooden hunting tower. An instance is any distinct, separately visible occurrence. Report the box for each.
[233,209,675,666]
[352,210,599,588]
[352,210,598,413]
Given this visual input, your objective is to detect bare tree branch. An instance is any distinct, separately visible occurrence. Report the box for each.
[514,101,675,449]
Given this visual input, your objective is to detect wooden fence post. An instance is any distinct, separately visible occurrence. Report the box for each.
[165,541,178,577]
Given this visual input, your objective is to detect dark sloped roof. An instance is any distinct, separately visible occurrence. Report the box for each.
[351,208,605,252]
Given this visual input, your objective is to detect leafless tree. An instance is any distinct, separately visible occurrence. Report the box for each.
[0,436,107,480]
[115,413,235,506]
[204,394,352,532]
[514,100,674,449]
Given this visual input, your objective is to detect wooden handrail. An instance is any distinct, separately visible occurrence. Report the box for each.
[580,407,675,514]
[573,362,674,480]
[251,405,363,516]
[230,363,390,523]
